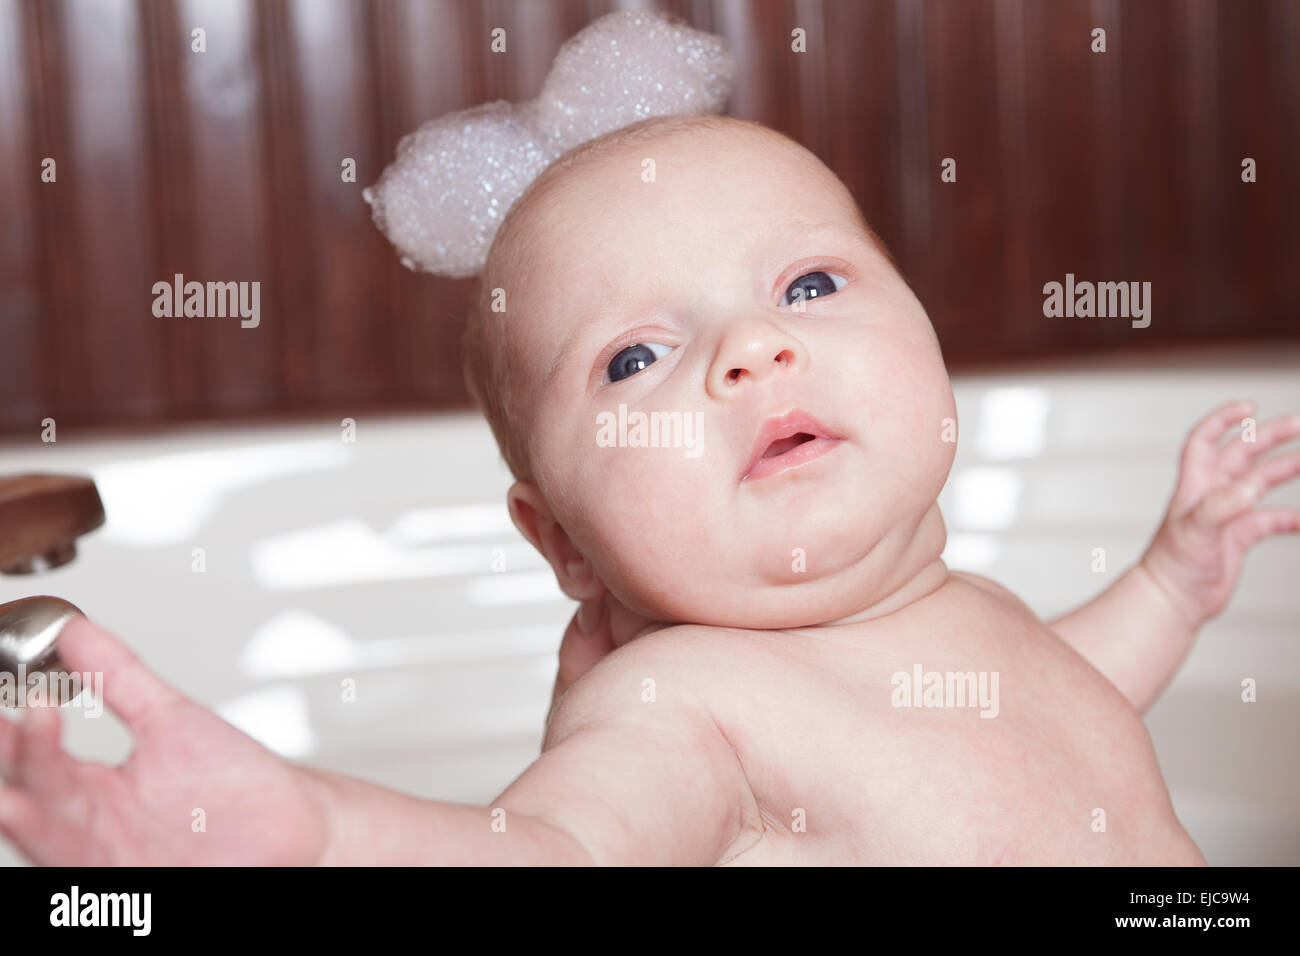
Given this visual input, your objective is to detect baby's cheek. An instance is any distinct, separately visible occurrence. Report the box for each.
[849,355,953,503]
[879,332,954,433]
[598,457,718,575]
[585,450,683,537]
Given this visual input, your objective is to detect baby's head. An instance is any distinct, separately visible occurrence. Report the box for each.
[464,115,957,630]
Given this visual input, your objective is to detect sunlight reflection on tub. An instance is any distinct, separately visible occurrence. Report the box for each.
[93,440,349,547]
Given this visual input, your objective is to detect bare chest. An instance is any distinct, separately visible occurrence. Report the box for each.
[704,581,1197,864]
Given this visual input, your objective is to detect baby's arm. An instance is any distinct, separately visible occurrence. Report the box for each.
[311,629,750,865]
[1047,401,1300,714]
[1045,563,1199,714]
[0,617,749,866]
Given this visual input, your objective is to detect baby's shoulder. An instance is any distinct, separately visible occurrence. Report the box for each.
[947,569,1038,618]
[544,623,738,745]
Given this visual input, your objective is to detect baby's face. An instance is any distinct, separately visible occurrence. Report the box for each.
[506,125,956,628]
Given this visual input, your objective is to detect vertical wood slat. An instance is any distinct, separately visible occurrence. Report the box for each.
[920,0,1004,362]
[823,0,903,261]
[1020,0,1107,353]
[24,0,92,431]
[893,0,930,280]
[713,0,760,121]
[177,0,276,413]
[57,0,160,422]
[1087,0,1133,350]
[370,0,474,403]
[1270,0,1300,336]
[474,0,595,103]
[1217,0,1290,338]
[1117,0,1192,350]
[141,0,200,418]
[715,0,803,136]
[282,0,390,408]
[1183,0,1220,337]
[991,0,1032,360]
[1088,0,1124,312]
[789,0,829,158]
[0,0,42,430]
[256,0,316,405]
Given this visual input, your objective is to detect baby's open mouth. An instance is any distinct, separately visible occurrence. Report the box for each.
[742,412,842,482]
[762,433,816,458]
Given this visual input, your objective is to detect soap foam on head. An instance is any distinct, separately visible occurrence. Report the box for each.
[362,10,735,279]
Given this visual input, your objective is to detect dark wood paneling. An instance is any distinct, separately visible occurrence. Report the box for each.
[282,0,391,405]
[372,0,471,402]
[1273,0,1300,333]
[256,0,315,406]
[825,0,903,266]
[21,0,87,433]
[1218,0,1293,336]
[59,0,161,421]
[1022,0,1097,351]
[0,0,1296,440]
[0,0,41,430]
[1116,0,1193,350]
[177,0,277,413]
[142,0,201,417]
[919,0,1004,360]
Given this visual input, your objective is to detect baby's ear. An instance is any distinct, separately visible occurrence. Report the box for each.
[506,480,603,602]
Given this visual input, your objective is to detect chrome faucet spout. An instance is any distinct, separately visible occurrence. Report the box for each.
[0,595,83,686]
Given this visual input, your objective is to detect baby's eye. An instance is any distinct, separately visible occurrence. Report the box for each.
[603,342,673,384]
[779,271,847,307]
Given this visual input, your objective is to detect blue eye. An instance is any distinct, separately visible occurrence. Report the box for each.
[604,342,673,384]
[780,271,847,307]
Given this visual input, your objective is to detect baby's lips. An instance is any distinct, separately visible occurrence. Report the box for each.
[741,409,841,480]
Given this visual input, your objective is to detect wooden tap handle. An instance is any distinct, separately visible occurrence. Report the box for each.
[0,474,106,572]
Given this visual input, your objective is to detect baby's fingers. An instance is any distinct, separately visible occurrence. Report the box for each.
[1229,508,1300,551]
[1183,479,1261,540]
[1222,412,1300,476]
[1244,447,1300,494]
[1183,399,1255,466]
[1167,401,1258,514]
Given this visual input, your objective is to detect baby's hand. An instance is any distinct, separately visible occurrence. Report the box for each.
[0,615,329,865]
[1140,400,1300,628]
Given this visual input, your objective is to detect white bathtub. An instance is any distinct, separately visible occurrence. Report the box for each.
[2,343,1297,866]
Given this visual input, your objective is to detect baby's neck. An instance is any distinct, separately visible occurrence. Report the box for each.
[620,502,952,643]
[804,501,951,631]
[816,555,950,627]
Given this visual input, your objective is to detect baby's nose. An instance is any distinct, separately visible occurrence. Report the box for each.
[706,320,808,398]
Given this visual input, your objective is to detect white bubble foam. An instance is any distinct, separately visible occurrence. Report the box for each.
[364,10,735,279]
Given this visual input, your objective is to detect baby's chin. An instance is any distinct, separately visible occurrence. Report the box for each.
[606,562,883,632]
[600,501,944,630]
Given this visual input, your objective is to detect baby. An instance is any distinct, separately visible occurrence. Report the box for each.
[2,111,1297,866]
